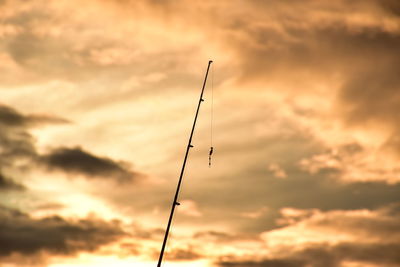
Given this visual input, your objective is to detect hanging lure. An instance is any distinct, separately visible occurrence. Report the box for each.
[208,146,214,167]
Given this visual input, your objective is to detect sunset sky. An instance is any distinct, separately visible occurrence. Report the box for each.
[1,0,400,266]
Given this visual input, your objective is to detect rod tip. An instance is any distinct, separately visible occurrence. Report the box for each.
[209,60,213,64]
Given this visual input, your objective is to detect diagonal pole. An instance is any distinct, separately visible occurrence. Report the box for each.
[157,60,213,267]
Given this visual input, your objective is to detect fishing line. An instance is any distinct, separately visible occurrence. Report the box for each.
[209,63,214,168]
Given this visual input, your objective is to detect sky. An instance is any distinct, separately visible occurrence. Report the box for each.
[1,0,400,266]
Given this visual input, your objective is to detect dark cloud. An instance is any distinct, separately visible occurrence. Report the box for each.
[5,32,95,82]
[304,203,400,244]
[379,0,400,15]
[337,31,400,127]
[218,259,304,267]
[329,242,400,265]
[0,105,28,127]
[194,231,241,243]
[131,225,164,240]
[0,173,25,191]
[217,242,400,267]
[193,231,258,244]
[0,104,64,172]
[26,114,70,125]
[0,104,68,167]
[234,19,400,85]
[0,105,38,167]
[41,147,141,182]
[34,202,64,211]
[118,242,141,256]
[0,104,68,127]
[243,174,400,232]
[164,247,202,261]
[0,104,142,183]
[0,204,126,257]
[218,204,400,267]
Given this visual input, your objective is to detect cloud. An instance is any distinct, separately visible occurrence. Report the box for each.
[218,259,304,267]
[241,207,269,219]
[217,204,400,267]
[224,10,400,183]
[262,205,400,246]
[165,0,398,185]
[41,147,142,182]
[201,159,400,233]
[218,243,400,267]
[333,27,400,151]
[0,104,39,167]
[267,163,287,179]
[164,247,202,261]
[178,199,202,217]
[298,143,400,184]
[0,104,69,127]
[0,103,142,183]
[0,204,126,257]
[0,104,29,126]
[217,242,400,267]
[0,173,24,191]
[1,1,400,265]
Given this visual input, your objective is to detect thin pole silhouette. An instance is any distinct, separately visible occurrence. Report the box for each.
[157,60,213,267]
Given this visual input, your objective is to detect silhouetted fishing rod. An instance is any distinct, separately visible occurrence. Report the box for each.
[157,60,213,267]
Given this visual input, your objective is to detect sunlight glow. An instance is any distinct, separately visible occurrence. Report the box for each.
[49,255,211,267]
